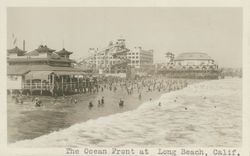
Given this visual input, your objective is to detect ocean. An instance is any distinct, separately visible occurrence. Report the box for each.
[10,78,242,147]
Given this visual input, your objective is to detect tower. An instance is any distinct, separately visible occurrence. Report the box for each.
[165,52,174,64]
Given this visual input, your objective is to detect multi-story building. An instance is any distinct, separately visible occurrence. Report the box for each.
[81,40,154,76]
[81,38,130,74]
[127,47,153,69]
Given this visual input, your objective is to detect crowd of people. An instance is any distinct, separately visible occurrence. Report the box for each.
[11,76,190,109]
[83,76,189,109]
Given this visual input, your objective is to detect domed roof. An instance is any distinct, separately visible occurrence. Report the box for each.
[174,52,212,61]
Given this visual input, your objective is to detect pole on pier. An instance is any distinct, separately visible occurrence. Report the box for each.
[77,76,80,93]
[40,80,43,95]
[30,79,32,95]
[70,76,72,92]
[51,74,55,96]
[48,75,51,90]
[62,76,64,95]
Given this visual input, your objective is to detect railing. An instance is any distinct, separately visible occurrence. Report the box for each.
[23,83,52,90]
[22,81,96,90]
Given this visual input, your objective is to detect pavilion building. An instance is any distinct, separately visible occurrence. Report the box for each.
[158,52,220,79]
[7,45,94,96]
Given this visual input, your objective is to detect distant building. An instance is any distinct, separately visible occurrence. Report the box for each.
[127,47,153,69]
[80,38,130,74]
[158,52,220,79]
[165,52,175,64]
[173,52,218,70]
[80,39,155,77]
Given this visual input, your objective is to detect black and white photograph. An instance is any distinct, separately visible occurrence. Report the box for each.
[0,2,249,155]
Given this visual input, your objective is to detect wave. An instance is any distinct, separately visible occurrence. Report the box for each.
[11,78,242,147]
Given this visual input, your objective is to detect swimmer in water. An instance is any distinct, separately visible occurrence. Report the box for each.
[119,99,124,108]
[101,96,104,105]
[69,97,73,103]
[88,101,93,109]
[98,100,101,107]
[35,97,42,107]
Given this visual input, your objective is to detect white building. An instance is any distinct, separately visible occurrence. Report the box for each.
[81,38,130,73]
[127,47,153,69]
[173,52,218,70]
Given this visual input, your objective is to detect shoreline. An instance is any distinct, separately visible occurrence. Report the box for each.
[8,82,172,143]
[11,78,242,147]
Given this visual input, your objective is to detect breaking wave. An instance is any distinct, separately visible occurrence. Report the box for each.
[11,78,242,147]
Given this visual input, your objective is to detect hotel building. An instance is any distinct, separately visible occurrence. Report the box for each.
[127,47,154,69]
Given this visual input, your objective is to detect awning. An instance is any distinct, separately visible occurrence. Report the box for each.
[25,71,52,80]
[52,71,86,76]
[7,65,30,75]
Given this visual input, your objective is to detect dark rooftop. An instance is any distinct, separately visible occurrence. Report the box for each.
[36,45,55,53]
[56,48,73,55]
[7,57,75,63]
[7,46,26,55]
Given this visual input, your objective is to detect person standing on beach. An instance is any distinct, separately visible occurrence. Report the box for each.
[98,100,101,107]
[69,97,73,104]
[139,93,142,100]
[34,97,41,107]
[88,101,93,109]
[14,95,19,104]
[101,96,104,105]
[74,99,78,104]
[119,99,124,108]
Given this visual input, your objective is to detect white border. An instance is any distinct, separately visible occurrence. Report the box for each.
[0,0,249,155]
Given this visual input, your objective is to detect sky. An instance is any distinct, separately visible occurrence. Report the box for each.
[7,7,242,68]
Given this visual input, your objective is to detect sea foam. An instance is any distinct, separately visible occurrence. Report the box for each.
[11,78,242,147]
